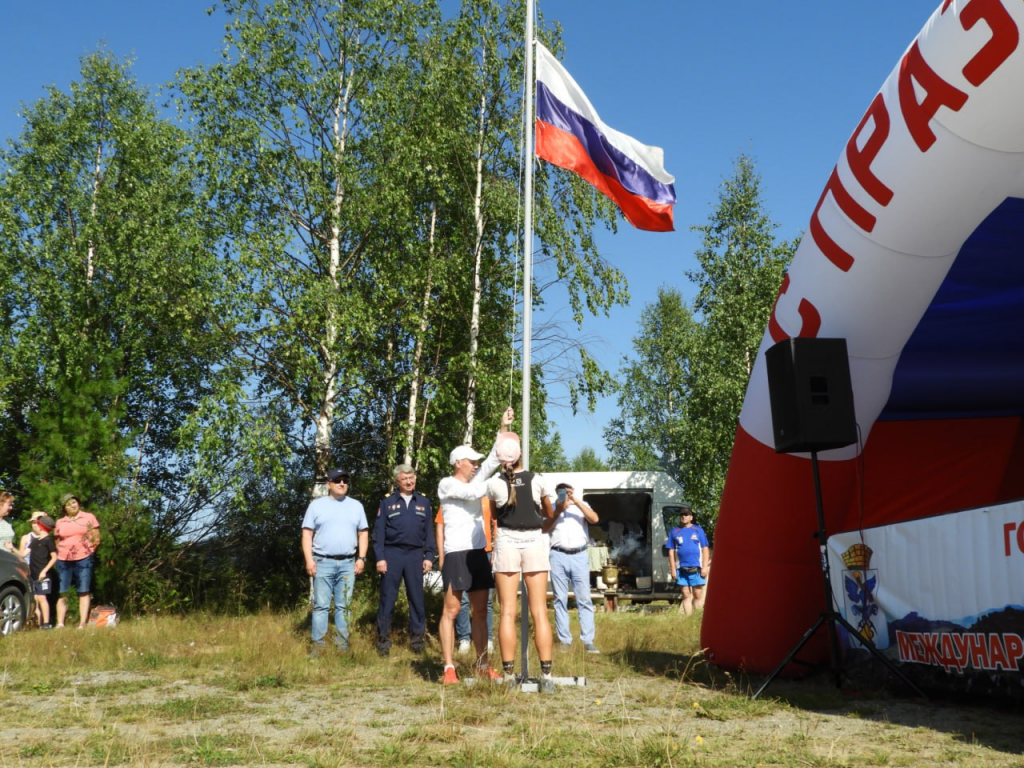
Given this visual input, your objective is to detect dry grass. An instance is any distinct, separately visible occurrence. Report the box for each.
[0,606,1021,766]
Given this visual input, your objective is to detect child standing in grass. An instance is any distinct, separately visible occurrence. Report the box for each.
[27,515,57,629]
[18,511,47,624]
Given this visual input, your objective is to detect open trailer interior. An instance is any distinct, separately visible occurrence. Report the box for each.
[546,471,687,603]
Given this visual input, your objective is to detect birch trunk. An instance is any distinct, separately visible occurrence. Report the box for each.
[404,203,436,467]
[382,336,396,467]
[463,52,488,446]
[86,139,103,285]
[313,43,353,498]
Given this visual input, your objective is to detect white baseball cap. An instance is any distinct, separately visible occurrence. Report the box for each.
[449,445,485,465]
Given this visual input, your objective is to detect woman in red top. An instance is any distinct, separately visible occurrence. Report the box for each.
[54,493,101,629]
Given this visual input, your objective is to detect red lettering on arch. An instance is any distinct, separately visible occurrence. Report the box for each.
[822,166,878,233]
[899,41,969,152]
[768,274,822,343]
[1006,522,1018,556]
[847,94,894,208]
[961,0,1019,87]
[808,167,868,272]
[809,208,853,272]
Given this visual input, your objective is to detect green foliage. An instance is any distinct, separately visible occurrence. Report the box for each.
[179,463,310,613]
[569,446,610,472]
[606,287,696,477]
[0,52,227,613]
[530,427,568,473]
[683,156,795,525]
[608,156,795,534]
[0,4,632,614]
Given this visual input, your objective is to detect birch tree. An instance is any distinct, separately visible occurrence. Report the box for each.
[178,0,443,497]
[179,0,638,510]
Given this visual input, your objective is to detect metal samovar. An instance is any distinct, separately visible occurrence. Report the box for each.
[601,559,619,612]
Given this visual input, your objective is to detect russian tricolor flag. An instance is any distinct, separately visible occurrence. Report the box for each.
[534,43,676,233]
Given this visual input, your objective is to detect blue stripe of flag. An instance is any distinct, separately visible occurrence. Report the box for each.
[536,82,677,206]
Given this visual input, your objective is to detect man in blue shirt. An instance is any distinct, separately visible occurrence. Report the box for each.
[301,468,368,655]
[665,505,709,615]
[373,463,435,656]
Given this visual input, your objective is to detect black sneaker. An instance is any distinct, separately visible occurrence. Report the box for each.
[41,623,54,630]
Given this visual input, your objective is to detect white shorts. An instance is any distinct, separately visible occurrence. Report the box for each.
[493,528,549,573]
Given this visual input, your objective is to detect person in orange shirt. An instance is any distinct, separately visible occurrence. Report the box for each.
[54,493,100,629]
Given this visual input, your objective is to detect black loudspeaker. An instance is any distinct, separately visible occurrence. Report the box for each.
[765,337,857,453]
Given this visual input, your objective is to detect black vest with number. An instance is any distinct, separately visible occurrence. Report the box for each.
[496,470,543,530]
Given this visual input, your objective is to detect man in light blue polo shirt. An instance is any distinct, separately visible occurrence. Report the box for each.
[301,468,368,655]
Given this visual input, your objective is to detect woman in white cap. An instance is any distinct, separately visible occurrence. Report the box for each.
[486,431,556,690]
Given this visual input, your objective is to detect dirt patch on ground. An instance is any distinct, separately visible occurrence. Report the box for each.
[3,662,1023,767]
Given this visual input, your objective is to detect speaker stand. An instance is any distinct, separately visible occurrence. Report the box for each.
[751,450,926,701]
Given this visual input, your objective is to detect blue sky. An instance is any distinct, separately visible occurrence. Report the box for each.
[0,1,939,461]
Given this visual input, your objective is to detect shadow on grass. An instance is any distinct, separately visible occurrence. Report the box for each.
[410,655,444,684]
[766,672,1024,758]
[618,644,1024,758]
[614,646,750,692]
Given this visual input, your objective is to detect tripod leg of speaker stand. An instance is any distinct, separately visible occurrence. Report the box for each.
[753,449,927,701]
[751,614,827,700]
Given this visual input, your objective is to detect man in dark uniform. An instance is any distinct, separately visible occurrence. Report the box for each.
[374,463,436,656]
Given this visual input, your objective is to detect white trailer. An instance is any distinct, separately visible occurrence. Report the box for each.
[544,470,688,603]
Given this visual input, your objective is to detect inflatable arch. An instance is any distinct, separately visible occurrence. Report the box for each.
[701,0,1024,675]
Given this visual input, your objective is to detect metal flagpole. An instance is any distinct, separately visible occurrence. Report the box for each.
[521,0,534,472]
[518,0,535,683]
[507,1,584,694]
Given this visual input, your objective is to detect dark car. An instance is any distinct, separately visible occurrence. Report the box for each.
[0,548,30,635]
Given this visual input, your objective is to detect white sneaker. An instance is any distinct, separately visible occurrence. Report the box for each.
[457,639,471,654]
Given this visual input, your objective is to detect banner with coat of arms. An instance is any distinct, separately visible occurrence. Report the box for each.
[827,498,1024,695]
